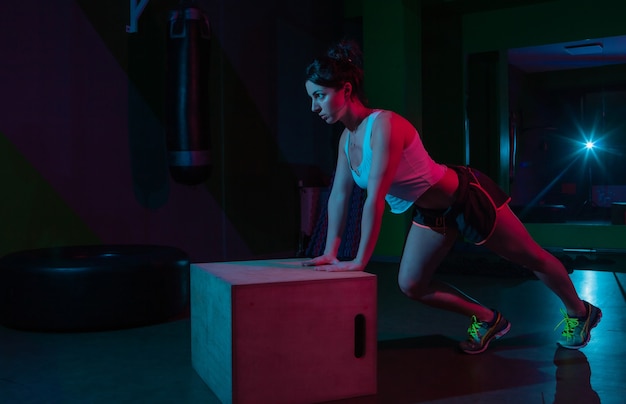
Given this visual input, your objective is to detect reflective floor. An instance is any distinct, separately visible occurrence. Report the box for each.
[1,259,625,403]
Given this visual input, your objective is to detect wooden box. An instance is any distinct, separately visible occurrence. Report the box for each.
[191,259,377,404]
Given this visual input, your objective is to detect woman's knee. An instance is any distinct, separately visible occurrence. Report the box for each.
[398,276,429,300]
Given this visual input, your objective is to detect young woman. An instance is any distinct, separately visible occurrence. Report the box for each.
[302,40,601,354]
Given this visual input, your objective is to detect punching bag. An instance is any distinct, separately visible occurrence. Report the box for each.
[165,4,211,185]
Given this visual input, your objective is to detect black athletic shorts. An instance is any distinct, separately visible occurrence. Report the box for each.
[412,165,511,245]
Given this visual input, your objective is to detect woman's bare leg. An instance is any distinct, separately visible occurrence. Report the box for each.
[482,205,586,317]
[398,223,495,322]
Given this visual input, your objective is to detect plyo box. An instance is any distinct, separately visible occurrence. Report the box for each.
[191,259,377,404]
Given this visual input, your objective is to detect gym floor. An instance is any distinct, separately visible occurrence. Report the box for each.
[1,254,625,403]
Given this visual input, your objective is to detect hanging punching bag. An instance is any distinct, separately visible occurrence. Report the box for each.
[165,5,211,185]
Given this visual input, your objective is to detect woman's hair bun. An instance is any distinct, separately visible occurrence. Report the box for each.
[327,39,363,68]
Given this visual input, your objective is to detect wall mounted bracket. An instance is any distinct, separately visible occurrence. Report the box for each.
[126,0,150,33]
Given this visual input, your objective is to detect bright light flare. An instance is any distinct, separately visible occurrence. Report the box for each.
[585,141,595,150]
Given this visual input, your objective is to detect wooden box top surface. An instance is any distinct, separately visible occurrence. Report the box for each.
[192,258,376,286]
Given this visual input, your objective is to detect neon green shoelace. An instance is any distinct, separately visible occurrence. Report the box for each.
[555,308,579,337]
[467,315,482,340]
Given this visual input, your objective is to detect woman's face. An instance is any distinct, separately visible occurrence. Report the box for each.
[305,81,348,124]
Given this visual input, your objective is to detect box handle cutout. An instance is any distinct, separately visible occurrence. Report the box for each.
[354,314,366,358]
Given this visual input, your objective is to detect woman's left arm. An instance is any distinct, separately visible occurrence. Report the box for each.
[317,111,404,272]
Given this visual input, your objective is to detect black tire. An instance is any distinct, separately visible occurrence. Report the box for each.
[0,245,190,332]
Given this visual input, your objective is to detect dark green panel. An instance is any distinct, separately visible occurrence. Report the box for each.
[464,0,626,53]
[0,133,100,256]
[361,0,421,258]
[421,10,465,165]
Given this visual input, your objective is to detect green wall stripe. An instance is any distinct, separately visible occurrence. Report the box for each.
[0,132,100,256]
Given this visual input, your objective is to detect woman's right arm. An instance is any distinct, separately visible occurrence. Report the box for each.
[302,132,354,266]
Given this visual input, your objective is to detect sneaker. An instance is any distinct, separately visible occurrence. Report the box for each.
[459,310,511,354]
[556,301,602,349]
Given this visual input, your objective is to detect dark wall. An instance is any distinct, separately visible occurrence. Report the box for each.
[0,0,343,261]
[421,9,465,166]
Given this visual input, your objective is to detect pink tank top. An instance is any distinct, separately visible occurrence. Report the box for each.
[345,110,447,213]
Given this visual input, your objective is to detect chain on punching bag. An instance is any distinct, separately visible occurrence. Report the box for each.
[165,5,211,185]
